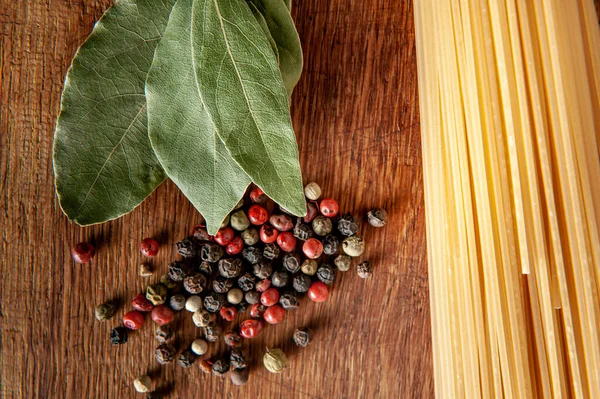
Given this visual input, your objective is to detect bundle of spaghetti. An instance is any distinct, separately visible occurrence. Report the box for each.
[415,0,600,397]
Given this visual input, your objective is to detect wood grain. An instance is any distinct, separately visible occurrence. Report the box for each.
[0,0,431,397]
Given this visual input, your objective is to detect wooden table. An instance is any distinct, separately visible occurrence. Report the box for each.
[0,1,431,397]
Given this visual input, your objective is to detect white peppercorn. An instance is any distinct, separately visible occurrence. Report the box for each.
[134,375,152,393]
[227,288,244,305]
[312,215,332,236]
[301,259,318,276]
[304,182,322,200]
[342,235,365,257]
[192,309,213,327]
[169,294,186,311]
[191,338,208,355]
[185,295,203,312]
[230,210,250,231]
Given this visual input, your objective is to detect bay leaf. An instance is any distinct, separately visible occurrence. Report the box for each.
[285,0,291,11]
[247,0,303,97]
[53,0,176,225]
[191,0,306,217]
[146,0,251,235]
[248,1,280,64]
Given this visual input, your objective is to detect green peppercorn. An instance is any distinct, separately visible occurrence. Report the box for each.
[301,259,318,275]
[241,228,260,246]
[334,254,352,272]
[312,215,332,236]
[95,301,116,321]
[230,210,251,231]
[159,274,177,290]
[367,208,388,227]
[263,348,288,373]
[342,235,365,257]
[146,283,168,306]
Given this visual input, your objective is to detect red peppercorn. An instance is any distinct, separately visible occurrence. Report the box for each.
[304,202,318,223]
[260,224,279,243]
[250,303,266,318]
[250,187,267,203]
[308,281,329,302]
[71,242,95,263]
[220,306,238,322]
[276,232,296,252]
[151,305,174,325]
[239,319,264,338]
[264,305,285,324]
[303,238,323,259]
[260,288,280,307]
[215,227,235,246]
[226,236,244,255]
[123,310,145,330]
[140,238,160,257]
[132,293,154,312]
[319,198,339,217]
[248,205,268,225]
[255,279,271,292]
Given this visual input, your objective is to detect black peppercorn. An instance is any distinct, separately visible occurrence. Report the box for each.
[198,261,214,275]
[204,293,226,312]
[357,261,372,278]
[109,327,128,345]
[292,273,312,293]
[192,225,212,242]
[316,264,336,285]
[178,349,197,368]
[245,291,260,305]
[224,332,242,347]
[155,325,173,343]
[263,243,280,260]
[337,214,359,236]
[293,221,313,241]
[322,234,339,255]
[253,259,273,279]
[176,238,197,257]
[279,291,300,310]
[205,321,223,342]
[237,272,256,292]
[155,344,176,364]
[271,270,289,288]
[293,327,313,347]
[213,276,234,294]
[212,358,230,377]
[282,253,301,273]
[242,246,263,264]
[184,273,207,294]
[367,208,388,227]
[201,243,224,262]
[237,301,249,312]
[230,348,248,369]
[218,258,243,278]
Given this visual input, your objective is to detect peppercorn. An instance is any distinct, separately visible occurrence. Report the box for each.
[123,310,145,330]
[357,261,372,278]
[218,258,243,278]
[261,288,280,307]
[248,205,268,225]
[293,221,313,241]
[176,238,197,257]
[227,288,244,304]
[239,319,264,338]
[134,375,152,393]
[241,228,260,246]
[304,182,322,200]
[185,295,203,312]
[184,273,207,294]
[220,305,237,322]
[263,243,280,260]
[155,344,176,364]
[212,358,230,377]
[193,309,213,327]
[242,246,263,264]
[260,224,279,244]
[215,227,235,246]
[198,261,214,275]
[146,283,167,306]
[293,327,313,347]
[263,348,288,373]
[139,263,153,278]
[271,270,289,288]
[169,294,186,311]
[292,274,312,293]
[191,339,208,355]
[201,243,224,262]
[237,273,256,292]
[253,259,273,279]
[282,253,302,273]
[301,259,318,275]
[277,231,297,252]
[110,326,128,345]
[245,291,260,305]
[304,202,318,223]
[151,305,174,325]
[237,301,249,312]
[269,214,294,231]
[221,214,231,228]
[264,305,285,324]
[230,348,248,369]
[226,236,244,255]
[178,349,197,368]
[332,255,351,273]
[224,332,242,347]
[302,238,323,259]
[250,303,267,318]
[342,235,365,257]
[322,234,339,255]
[204,293,226,313]
[317,264,336,285]
[255,278,271,292]
[320,198,339,218]
[250,187,267,204]
[279,292,300,310]
[308,281,329,302]
[230,368,250,386]
[337,214,359,236]
[159,274,178,290]
[199,359,214,374]
[205,321,223,342]
[191,225,213,242]
[230,210,251,231]
[95,301,116,321]
[367,208,388,227]
[312,215,332,236]
[72,241,95,263]
[140,238,159,257]
[167,261,187,282]
[210,276,231,294]
[155,325,173,343]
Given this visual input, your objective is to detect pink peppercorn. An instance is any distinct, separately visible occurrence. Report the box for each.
[264,305,285,324]
[140,238,159,257]
[255,279,271,292]
[304,202,318,223]
[248,205,269,225]
[250,187,267,203]
[226,236,244,255]
[220,306,237,322]
[214,227,235,246]
[123,310,145,330]
[250,303,266,318]
[71,242,95,263]
[319,198,339,218]
[240,319,264,338]
[303,238,323,259]
[261,288,280,307]
[277,232,296,252]
[132,293,154,312]
[308,281,329,302]
[260,224,279,244]
[151,305,174,325]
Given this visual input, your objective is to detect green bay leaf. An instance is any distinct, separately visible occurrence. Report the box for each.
[192,0,306,217]
[146,0,251,234]
[248,1,280,64]
[53,0,176,225]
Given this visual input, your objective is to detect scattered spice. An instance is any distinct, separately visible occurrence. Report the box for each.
[146,284,167,306]
[334,254,352,272]
[204,322,223,342]
[212,359,230,377]
[316,264,336,285]
[367,208,388,227]
[342,235,365,257]
[110,327,128,345]
[264,304,285,324]
[151,305,174,326]
[183,273,207,294]
[123,310,145,330]
[337,214,359,236]
[155,344,176,364]
[303,182,321,201]
[319,198,339,218]
[279,291,300,310]
[134,375,152,393]
[199,359,213,374]
[192,309,212,327]
[155,325,173,343]
[139,263,153,277]
[230,368,249,386]
[293,327,313,347]
[178,350,197,368]
[230,348,248,369]
[185,295,203,313]
[308,281,329,303]
[312,215,332,236]
[176,238,197,257]
[95,301,116,321]
[140,238,159,257]
[263,348,288,373]
[223,332,242,347]
[191,339,208,355]
[357,261,372,278]
[169,294,186,311]
[132,293,155,312]
[167,261,187,281]
[71,241,95,263]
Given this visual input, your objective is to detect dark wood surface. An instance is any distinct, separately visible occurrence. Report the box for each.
[0,0,431,397]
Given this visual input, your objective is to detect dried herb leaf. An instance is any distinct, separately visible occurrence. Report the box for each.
[53,0,176,225]
[248,1,280,64]
[191,0,306,217]
[146,0,251,234]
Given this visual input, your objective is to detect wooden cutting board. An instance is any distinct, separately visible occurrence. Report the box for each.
[0,0,432,397]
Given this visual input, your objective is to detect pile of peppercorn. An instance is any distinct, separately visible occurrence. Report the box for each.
[85,182,387,395]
